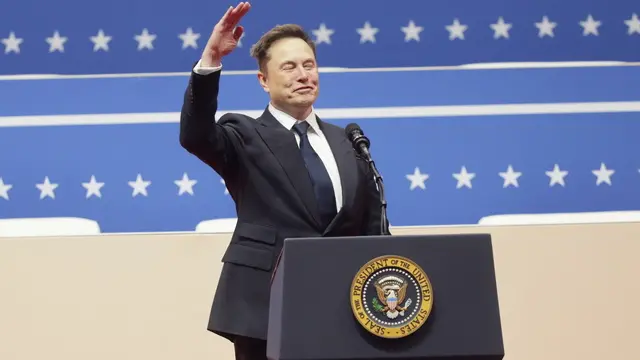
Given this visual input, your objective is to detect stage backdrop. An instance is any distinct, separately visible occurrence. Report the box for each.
[1,64,639,233]
[1,0,639,75]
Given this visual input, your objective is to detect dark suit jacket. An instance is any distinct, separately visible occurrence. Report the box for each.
[179,68,384,342]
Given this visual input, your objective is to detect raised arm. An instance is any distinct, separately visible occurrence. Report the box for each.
[179,2,251,175]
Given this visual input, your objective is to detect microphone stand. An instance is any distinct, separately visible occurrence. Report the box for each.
[366,156,391,236]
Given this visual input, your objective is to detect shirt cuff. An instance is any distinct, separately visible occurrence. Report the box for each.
[193,59,222,75]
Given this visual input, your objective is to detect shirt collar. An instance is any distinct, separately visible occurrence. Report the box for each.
[268,103,320,133]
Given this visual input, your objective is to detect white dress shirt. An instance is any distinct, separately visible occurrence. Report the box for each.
[193,60,344,211]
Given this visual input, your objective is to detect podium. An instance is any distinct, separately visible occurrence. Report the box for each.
[267,234,504,360]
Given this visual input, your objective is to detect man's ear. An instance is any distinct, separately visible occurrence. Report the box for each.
[257,71,269,93]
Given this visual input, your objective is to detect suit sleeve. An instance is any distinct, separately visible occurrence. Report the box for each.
[360,158,389,236]
[179,66,239,178]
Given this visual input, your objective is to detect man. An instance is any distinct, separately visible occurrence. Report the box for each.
[179,2,385,359]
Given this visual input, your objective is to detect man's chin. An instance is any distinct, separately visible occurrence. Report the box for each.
[291,96,317,107]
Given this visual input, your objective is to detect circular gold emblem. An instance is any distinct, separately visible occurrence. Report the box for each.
[350,255,433,339]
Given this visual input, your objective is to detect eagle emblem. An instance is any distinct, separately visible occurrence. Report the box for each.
[373,275,413,319]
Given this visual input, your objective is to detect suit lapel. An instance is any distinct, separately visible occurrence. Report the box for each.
[318,118,359,234]
[254,109,322,228]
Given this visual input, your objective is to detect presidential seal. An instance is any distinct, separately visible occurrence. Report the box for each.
[350,255,433,339]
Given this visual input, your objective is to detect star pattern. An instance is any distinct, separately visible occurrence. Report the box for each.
[46,31,68,53]
[490,17,512,39]
[446,19,468,40]
[175,173,197,195]
[625,13,640,35]
[406,167,429,190]
[402,163,631,191]
[179,27,200,49]
[128,174,151,197]
[0,177,12,200]
[535,16,557,38]
[592,163,614,186]
[1,32,23,54]
[36,176,58,200]
[0,9,640,63]
[499,165,522,188]
[580,15,601,36]
[0,162,632,201]
[357,21,379,44]
[82,175,105,199]
[90,29,111,52]
[402,20,424,42]
[134,28,156,50]
[1,6,638,238]
[453,166,476,189]
[2,12,636,57]
[0,172,233,200]
[312,23,334,45]
[546,164,569,187]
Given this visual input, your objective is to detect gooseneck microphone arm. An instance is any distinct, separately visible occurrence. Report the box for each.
[345,123,391,236]
[368,154,390,236]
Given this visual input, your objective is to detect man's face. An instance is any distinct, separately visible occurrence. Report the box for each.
[258,37,319,111]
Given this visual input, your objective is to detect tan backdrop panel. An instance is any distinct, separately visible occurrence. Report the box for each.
[1,222,639,360]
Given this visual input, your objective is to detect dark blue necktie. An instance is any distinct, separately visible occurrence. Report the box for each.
[292,121,337,228]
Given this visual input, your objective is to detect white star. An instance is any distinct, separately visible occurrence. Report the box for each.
[82,175,105,199]
[128,174,151,197]
[592,163,614,186]
[312,23,334,45]
[221,179,229,195]
[36,176,58,200]
[499,165,522,188]
[175,173,197,196]
[357,21,379,44]
[535,16,557,38]
[401,20,424,42]
[453,166,476,189]
[0,177,12,200]
[179,27,200,49]
[490,17,512,39]
[46,30,68,52]
[90,29,112,52]
[446,19,468,40]
[625,13,640,35]
[135,28,156,50]
[545,164,568,187]
[580,15,601,36]
[406,167,429,190]
[2,31,23,54]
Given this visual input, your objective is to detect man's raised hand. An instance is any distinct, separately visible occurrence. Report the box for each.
[201,2,251,67]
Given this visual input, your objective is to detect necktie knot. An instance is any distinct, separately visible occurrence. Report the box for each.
[292,121,310,136]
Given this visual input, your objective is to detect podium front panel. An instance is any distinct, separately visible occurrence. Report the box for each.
[267,234,504,360]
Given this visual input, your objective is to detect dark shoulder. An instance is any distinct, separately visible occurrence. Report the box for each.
[318,119,348,139]
[217,112,260,131]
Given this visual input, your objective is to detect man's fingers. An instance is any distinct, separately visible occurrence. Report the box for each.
[216,2,250,33]
[226,2,250,29]
[219,5,233,24]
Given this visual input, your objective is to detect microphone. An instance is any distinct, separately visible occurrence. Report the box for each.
[345,123,372,161]
[345,123,391,236]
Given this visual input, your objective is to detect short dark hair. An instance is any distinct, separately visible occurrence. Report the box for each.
[249,24,316,72]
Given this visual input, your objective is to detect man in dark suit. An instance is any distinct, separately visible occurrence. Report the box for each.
[179,2,385,359]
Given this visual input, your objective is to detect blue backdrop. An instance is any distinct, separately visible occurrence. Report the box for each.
[1,0,639,74]
[1,65,639,232]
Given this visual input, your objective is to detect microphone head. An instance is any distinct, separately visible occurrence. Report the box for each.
[345,123,363,141]
[345,123,370,149]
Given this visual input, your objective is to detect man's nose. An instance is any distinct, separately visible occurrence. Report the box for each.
[295,66,310,81]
